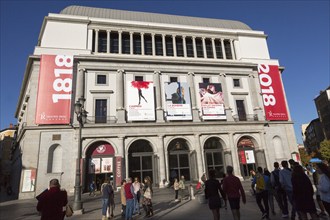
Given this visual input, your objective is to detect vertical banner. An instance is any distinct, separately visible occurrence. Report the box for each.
[127,81,155,121]
[91,158,101,174]
[199,83,226,120]
[21,169,36,192]
[239,151,247,165]
[164,82,192,120]
[35,55,73,124]
[245,150,255,164]
[258,64,288,121]
[115,157,122,187]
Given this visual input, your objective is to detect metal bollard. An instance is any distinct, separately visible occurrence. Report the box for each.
[190,184,195,200]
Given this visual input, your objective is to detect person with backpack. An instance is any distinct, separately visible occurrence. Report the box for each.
[252,167,270,219]
[100,179,114,220]
[271,162,289,218]
[89,181,96,196]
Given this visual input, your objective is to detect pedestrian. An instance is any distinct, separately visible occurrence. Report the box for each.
[250,169,256,196]
[100,179,114,220]
[124,178,134,220]
[142,176,153,217]
[169,169,178,187]
[316,163,330,216]
[288,159,295,169]
[120,179,127,218]
[222,166,246,220]
[271,162,289,218]
[36,178,68,220]
[107,181,115,219]
[89,181,96,196]
[252,167,270,219]
[179,175,186,201]
[264,168,275,215]
[291,164,319,220]
[201,172,207,187]
[204,169,226,220]
[132,177,141,215]
[279,160,296,220]
[173,178,180,201]
[312,166,327,217]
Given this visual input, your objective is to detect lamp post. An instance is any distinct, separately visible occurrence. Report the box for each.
[73,97,87,213]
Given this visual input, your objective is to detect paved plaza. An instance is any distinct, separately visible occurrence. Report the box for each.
[0,182,329,220]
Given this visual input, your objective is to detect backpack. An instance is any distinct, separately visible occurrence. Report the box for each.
[256,174,265,191]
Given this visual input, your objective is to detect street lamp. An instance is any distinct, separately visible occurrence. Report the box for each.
[73,97,87,214]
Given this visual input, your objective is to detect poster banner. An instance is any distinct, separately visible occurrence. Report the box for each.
[22,169,36,192]
[35,55,73,124]
[245,150,255,164]
[115,157,122,187]
[258,64,288,121]
[199,83,226,120]
[127,81,155,121]
[101,157,113,173]
[239,151,247,165]
[89,158,101,174]
[164,82,192,120]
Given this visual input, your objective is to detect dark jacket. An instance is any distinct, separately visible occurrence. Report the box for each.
[292,173,317,212]
[36,187,68,220]
[205,178,226,210]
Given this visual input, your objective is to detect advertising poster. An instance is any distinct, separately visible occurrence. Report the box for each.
[239,151,247,165]
[89,158,101,174]
[164,82,192,120]
[127,81,155,121]
[258,64,288,121]
[101,157,113,173]
[22,169,36,192]
[245,150,255,164]
[35,55,73,124]
[199,83,226,120]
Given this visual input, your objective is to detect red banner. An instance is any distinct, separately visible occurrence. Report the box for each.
[115,157,122,187]
[239,151,247,165]
[35,55,73,124]
[258,64,288,121]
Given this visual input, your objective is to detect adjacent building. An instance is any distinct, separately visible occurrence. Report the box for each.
[15,5,297,199]
[314,86,330,140]
[303,118,325,154]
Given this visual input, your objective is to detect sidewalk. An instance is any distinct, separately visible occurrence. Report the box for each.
[1,182,329,220]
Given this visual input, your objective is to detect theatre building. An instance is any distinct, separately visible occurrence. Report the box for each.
[15,5,297,199]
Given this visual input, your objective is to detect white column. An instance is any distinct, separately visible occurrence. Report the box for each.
[192,36,197,58]
[221,39,226,59]
[212,38,216,59]
[118,31,122,54]
[188,72,200,122]
[130,32,133,55]
[152,33,156,56]
[182,36,187,57]
[162,34,166,56]
[141,33,145,55]
[229,133,242,178]
[116,69,125,123]
[95,29,99,53]
[76,68,85,100]
[158,135,166,187]
[106,30,110,53]
[230,39,236,60]
[195,134,204,175]
[202,37,207,58]
[172,35,177,57]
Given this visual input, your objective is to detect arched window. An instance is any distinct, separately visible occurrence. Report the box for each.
[273,136,284,159]
[47,144,62,173]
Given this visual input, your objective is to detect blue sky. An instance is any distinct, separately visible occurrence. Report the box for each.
[0,0,329,144]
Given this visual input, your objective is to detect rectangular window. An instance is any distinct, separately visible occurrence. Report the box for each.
[155,35,163,56]
[185,37,194,57]
[110,32,119,53]
[176,36,184,57]
[205,38,213,58]
[215,39,223,59]
[233,79,240,87]
[144,34,152,55]
[165,36,174,56]
[133,33,141,55]
[170,77,178,82]
[236,100,247,121]
[202,78,210,83]
[195,38,204,58]
[122,32,130,54]
[224,39,233,59]
[95,99,107,123]
[135,76,144,81]
[97,75,107,85]
[98,31,107,53]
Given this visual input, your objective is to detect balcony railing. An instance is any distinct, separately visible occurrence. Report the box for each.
[86,116,117,124]
[232,114,258,122]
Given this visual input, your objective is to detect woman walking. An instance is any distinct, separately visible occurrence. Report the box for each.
[142,176,153,217]
[205,169,226,220]
[173,178,180,202]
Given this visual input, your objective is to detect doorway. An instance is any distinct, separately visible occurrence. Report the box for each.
[237,137,256,179]
[204,137,225,178]
[168,138,191,181]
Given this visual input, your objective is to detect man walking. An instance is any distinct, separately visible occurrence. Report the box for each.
[252,167,270,219]
[124,178,135,220]
[271,162,289,218]
[100,179,114,220]
[279,160,296,220]
[222,166,246,220]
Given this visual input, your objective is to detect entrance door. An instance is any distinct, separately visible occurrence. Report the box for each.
[169,151,190,181]
[237,137,256,179]
[129,153,153,182]
[204,137,225,178]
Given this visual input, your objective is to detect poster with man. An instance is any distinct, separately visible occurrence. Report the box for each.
[164,82,192,120]
[199,83,226,120]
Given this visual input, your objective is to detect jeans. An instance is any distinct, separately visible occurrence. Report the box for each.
[256,190,269,217]
[125,199,134,220]
[134,194,140,214]
[274,188,288,215]
[102,198,109,216]
[286,190,296,218]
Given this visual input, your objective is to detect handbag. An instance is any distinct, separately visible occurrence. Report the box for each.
[65,204,73,217]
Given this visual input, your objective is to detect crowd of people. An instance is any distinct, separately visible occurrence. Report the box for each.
[35,159,330,220]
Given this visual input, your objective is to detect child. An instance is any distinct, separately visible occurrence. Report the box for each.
[173,178,180,201]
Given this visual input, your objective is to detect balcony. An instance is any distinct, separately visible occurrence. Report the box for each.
[86,116,117,124]
[232,114,258,122]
